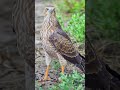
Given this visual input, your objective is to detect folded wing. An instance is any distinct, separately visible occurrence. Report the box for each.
[49,28,85,72]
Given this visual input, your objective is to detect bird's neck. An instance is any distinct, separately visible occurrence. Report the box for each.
[44,16,59,27]
[43,15,61,32]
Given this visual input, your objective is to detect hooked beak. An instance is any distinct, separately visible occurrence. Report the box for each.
[48,9,53,14]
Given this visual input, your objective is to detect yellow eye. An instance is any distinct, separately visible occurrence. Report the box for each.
[46,8,49,10]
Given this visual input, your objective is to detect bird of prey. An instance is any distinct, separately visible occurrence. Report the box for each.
[41,6,85,81]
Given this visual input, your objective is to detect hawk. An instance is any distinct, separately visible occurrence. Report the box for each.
[41,6,85,80]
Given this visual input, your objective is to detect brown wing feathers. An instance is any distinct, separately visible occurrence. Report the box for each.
[49,29,85,72]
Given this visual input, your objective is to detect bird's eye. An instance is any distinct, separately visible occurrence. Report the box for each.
[46,8,49,10]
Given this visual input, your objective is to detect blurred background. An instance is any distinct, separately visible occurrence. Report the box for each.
[86,0,120,76]
[35,0,85,90]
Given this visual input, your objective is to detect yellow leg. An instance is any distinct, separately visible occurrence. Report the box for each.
[61,65,65,74]
[43,65,51,81]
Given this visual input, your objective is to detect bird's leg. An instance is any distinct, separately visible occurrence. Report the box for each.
[57,53,67,74]
[43,65,51,80]
[61,65,65,74]
[43,52,51,81]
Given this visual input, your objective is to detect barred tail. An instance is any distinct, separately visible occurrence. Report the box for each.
[62,53,85,73]
[75,54,85,72]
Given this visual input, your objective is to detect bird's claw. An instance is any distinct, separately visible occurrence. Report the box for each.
[43,76,51,81]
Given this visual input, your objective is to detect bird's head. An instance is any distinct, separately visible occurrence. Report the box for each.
[44,6,56,17]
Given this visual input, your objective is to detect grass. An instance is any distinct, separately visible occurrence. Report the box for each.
[54,0,85,16]
[49,71,85,90]
[36,70,85,90]
[51,60,61,70]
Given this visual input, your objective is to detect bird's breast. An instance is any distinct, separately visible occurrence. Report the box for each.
[41,20,58,57]
[41,31,57,58]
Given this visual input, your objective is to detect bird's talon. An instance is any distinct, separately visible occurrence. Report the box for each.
[43,76,51,81]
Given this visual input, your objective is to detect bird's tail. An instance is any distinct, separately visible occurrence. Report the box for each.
[75,54,85,73]
[62,53,85,73]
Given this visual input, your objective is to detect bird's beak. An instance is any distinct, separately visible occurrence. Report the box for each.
[48,9,53,14]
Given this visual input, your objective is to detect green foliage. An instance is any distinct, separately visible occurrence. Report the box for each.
[49,70,85,90]
[66,13,85,43]
[54,0,85,14]
[51,60,61,70]
[57,13,85,43]
[87,0,120,41]
[53,0,85,44]
[35,81,43,90]
[35,71,85,90]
